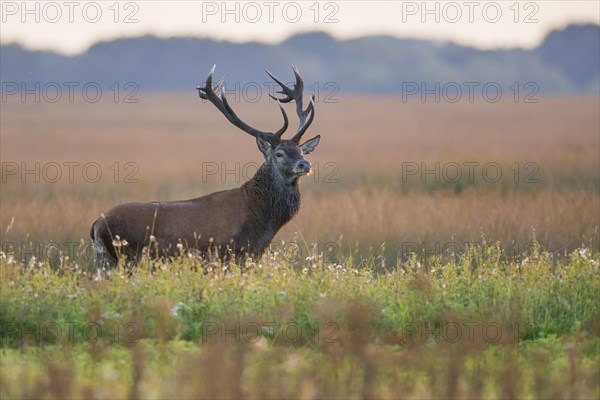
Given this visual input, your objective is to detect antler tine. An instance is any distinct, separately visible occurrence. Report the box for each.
[291,65,305,130]
[197,65,287,144]
[265,69,295,103]
[266,65,305,108]
[213,75,226,95]
[274,101,289,138]
[266,65,314,144]
[197,65,236,126]
[291,95,315,144]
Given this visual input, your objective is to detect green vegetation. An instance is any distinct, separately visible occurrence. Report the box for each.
[1,243,598,399]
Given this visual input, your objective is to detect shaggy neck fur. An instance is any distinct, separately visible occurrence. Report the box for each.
[240,162,301,254]
[243,162,301,227]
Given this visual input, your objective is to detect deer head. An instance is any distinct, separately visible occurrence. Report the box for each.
[197,65,320,185]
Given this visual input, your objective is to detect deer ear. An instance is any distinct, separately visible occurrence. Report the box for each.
[256,137,272,157]
[299,135,320,155]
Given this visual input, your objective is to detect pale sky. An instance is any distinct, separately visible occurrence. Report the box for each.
[1,1,598,54]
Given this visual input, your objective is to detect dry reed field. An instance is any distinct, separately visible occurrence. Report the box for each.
[1,95,598,264]
[1,95,599,399]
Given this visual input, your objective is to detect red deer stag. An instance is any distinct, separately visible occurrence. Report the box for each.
[90,65,320,273]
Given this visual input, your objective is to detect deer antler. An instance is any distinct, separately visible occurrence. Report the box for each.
[266,65,315,144]
[198,65,315,145]
[197,65,289,145]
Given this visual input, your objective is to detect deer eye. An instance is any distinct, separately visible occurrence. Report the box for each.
[275,152,284,158]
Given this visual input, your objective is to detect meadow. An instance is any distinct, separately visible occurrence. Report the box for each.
[1,95,599,398]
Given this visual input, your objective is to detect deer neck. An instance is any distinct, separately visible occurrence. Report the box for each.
[243,163,301,229]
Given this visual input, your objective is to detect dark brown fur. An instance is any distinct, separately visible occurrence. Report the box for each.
[91,144,312,266]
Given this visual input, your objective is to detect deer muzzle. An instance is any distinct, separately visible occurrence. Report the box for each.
[293,160,311,176]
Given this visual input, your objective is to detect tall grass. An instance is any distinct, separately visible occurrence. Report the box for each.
[1,95,598,398]
[0,245,598,398]
[1,96,599,265]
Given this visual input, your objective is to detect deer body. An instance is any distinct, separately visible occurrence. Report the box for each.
[91,66,320,271]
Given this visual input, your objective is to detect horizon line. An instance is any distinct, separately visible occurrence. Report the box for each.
[3,22,598,57]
